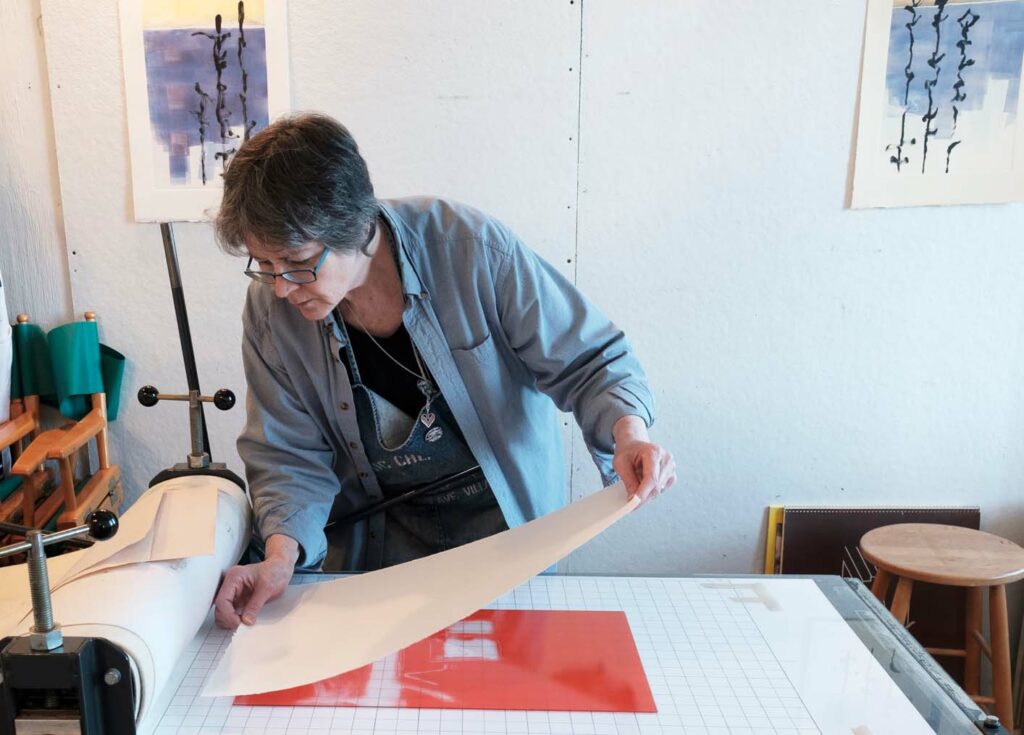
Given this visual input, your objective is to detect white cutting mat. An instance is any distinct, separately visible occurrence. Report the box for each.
[148,577,939,735]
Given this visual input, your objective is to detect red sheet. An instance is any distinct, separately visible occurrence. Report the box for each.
[236,609,656,713]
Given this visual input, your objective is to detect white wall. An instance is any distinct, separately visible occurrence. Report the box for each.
[564,1,1024,575]
[0,0,72,328]
[17,0,1024,590]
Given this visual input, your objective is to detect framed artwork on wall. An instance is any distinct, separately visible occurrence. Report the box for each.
[853,0,1024,207]
[119,0,290,222]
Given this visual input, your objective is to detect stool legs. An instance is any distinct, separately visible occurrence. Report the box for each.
[871,570,1016,728]
[890,577,914,626]
[964,586,982,697]
[990,585,1014,730]
[871,569,891,602]
[873,572,912,626]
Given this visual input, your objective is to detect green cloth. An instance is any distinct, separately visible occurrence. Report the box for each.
[99,344,126,421]
[0,475,21,503]
[10,323,55,401]
[47,321,103,419]
[8,320,125,421]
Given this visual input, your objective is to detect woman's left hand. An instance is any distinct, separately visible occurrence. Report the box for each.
[612,415,676,505]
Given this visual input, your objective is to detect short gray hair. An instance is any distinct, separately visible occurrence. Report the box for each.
[215,112,378,256]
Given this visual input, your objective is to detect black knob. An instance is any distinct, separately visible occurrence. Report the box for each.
[138,385,160,407]
[87,510,118,541]
[213,389,236,411]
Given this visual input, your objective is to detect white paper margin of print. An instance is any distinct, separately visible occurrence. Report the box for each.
[118,0,291,223]
[851,0,1024,208]
[202,482,640,697]
[730,579,935,734]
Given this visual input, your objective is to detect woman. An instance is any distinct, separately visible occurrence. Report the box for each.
[212,112,675,629]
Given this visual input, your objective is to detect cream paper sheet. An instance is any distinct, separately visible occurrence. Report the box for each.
[0,477,250,733]
[58,476,218,584]
[0,476,220,630]
[203,482,638,697]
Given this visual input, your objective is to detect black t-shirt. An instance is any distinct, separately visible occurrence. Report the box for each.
[341,323,429,418]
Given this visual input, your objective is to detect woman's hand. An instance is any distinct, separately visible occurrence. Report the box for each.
[612,415,676,505]
[213,535,299,629]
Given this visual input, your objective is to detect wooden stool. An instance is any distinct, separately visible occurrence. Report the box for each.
[860,523,1024,730]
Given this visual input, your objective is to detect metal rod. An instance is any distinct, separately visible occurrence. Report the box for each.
[149,392,222,403]
[0,520,35,537]
[190,402,205,458]
[0,524,92,559]
[0,519,91,544]
[188,391,209,467]
[160,222,212,457]
[325,465,483,530]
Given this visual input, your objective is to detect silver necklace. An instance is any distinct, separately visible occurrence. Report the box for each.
[346,311,443,442]
[350,312,427,383]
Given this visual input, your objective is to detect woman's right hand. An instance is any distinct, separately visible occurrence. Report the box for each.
[213,535,299,629]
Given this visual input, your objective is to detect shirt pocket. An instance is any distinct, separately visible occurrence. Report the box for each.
[450,332,495,366]
[450,333,506,406]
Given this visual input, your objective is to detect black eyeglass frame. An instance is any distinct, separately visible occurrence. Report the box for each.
[244,246,330,284]
[243,221,378,285]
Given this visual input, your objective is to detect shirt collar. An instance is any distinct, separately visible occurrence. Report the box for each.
[321,201,425,343]
[379,201,424,298]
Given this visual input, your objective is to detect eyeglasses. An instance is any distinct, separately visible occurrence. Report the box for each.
[243,222,378,285]
[244,246,330,284]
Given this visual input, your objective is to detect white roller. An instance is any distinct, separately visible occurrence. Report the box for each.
[0,476,250,732]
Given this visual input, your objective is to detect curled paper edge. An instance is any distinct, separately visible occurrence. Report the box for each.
[203,483,639,697]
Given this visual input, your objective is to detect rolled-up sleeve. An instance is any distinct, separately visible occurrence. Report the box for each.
[238,297,337,568]
[495,232,655,482]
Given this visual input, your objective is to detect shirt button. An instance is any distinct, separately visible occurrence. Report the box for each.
[339,402,349,410]
[359,471,368,479]
[349,441,358,449]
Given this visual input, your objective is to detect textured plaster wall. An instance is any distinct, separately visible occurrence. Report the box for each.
[14,0,1024,613]
[0,0,72,328]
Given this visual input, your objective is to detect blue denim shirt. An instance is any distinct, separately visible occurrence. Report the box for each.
[238,197,655,568]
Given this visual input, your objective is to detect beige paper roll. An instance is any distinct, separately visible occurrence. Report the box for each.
[0,476,250,732]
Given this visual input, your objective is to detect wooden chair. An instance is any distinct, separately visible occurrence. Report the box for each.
[861,523,1024,730]
[0,315,49,527]
[11,312,122,530]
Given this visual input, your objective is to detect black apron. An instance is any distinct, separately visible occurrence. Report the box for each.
[324,319,507,570]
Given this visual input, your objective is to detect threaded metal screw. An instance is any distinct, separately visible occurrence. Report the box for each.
[27,531,53,633]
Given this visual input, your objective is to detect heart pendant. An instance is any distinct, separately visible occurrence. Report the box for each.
[421,412,437,428]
